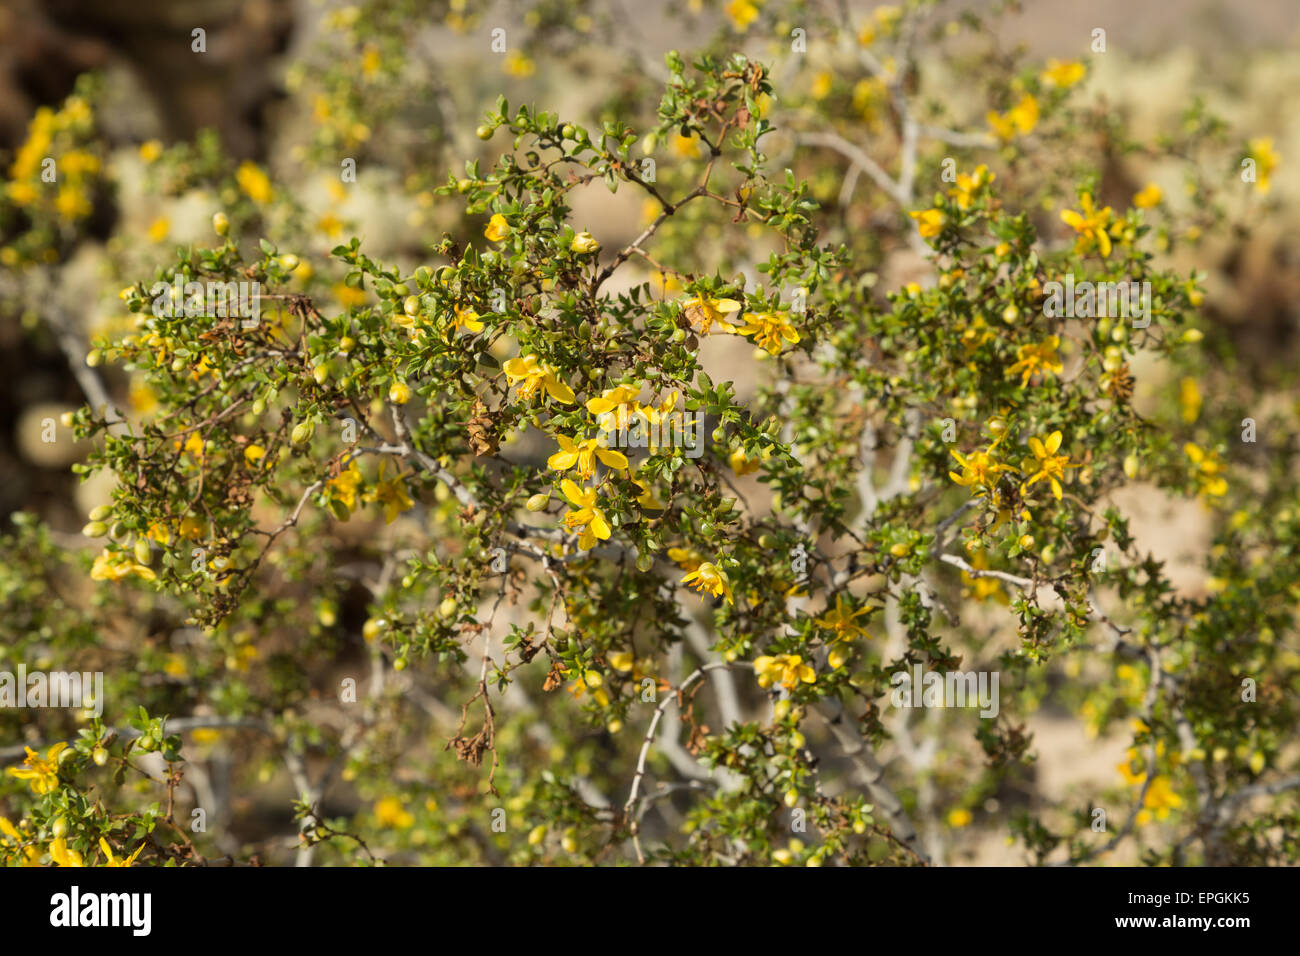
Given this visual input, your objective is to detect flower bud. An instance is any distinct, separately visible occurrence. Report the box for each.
[212,212,229,236]
[388,381,412,405]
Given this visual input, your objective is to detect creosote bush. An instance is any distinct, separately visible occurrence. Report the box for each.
[1,1,1296,868]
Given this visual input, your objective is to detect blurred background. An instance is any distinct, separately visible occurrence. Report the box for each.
[1,0,1297,864]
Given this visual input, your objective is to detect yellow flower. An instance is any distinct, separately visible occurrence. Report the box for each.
[89,550,157,583]
[99,838,145,867]
[504,50,535,77]
[147,217,170,243]
[363,464,414,523]
[1006,335,1064,387]
[547,435,629,479]
[852,77,888,128]
[1247,137,1279,195]
[962,551,1009,604]
[1060,193,1120,258]
[55,185,91,220]
[1184,443,1227,498]
[503,355,576,404]
[946,808,973,828]
[1117,748,1147,786]
[729,448,760,475]
[567,670,611,707]
[1022,430,1079,501]
[49,838,83,867]
[607,651,635,672]
[138,139,163,163]
[680,561,734,604]
[317,211,344,238]
[484,213,511,242]
[1137,775,1182,824]
[754,653,815,689]
[333,283,368,308]
[587,385,641,430]
[725,0,760,31]
[559,479,612,551]
[635,393,684,448]
[571,231,600,255]
[0,817,40,866]
[949,447,1006,496]
[374,796,415,829]
[361,44,381,78]
[667,546,703,572]
[734,311,800,355]
[243,443,267,466]
[1178,377,1202,423]
[909,207,946,239]
[987,94,1039,141]
[948,164,994,211]
[1041,59,1086,88]
[816,594,873,642]
[681,295,742,334]
[810,71,832,100]
[632,479,665,511]
[671,134,701,159]
[7,743,67,795]
[327,460,364,514]
[236,161,273,204]
[452,304,484,333]
[1133,183,1163,208]
[6,181,37,206]
[857,5,901,45]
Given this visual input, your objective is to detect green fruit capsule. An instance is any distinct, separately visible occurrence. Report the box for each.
[134,538,153,565]
[89,504,113,522]
[291,421,315,444]
[403,295,421,317]
[525,493,549,512]
[92,747,109,766]
[82,521,108,538]
[475,125,493,141]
